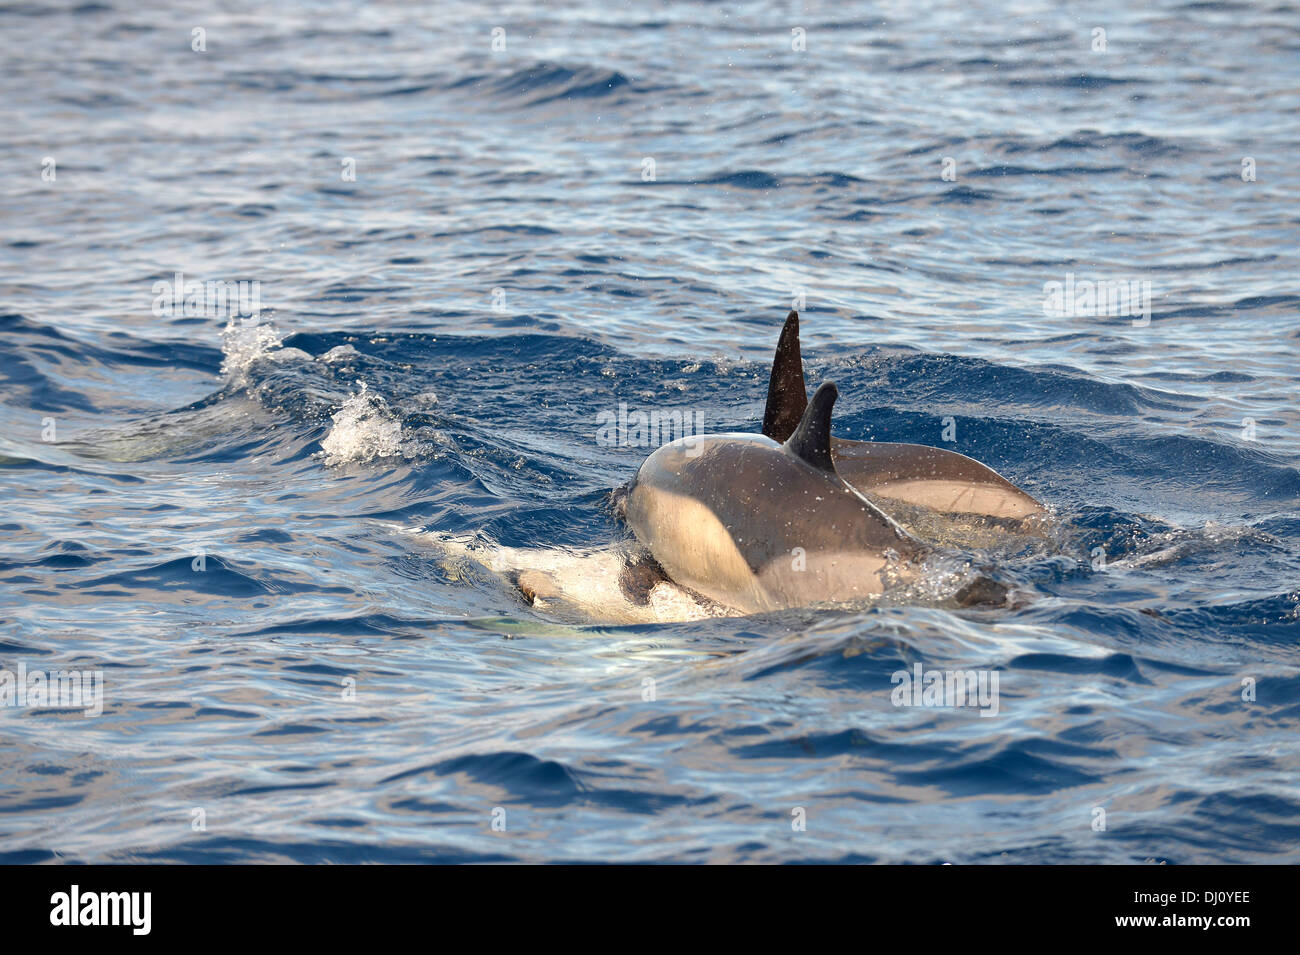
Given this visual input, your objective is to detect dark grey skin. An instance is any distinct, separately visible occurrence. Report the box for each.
[764,311,1046,521]
[624,382,933,614]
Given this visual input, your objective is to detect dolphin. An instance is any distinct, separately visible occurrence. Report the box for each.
[763,311,1046,522]
[623,380,942,614]
[437,312,1029,621]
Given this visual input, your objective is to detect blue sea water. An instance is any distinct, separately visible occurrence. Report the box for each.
[2,0,1299,863]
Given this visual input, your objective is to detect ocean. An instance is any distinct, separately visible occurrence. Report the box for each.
[1,0,1298,863]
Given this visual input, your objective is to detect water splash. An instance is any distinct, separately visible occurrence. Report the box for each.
[318,381,406,466]
[218,315,312,386]
[219,316,284,382]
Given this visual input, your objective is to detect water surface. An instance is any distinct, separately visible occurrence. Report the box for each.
[1,0,1298,863]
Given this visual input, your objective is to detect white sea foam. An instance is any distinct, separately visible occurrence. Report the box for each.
[219,316,284,381]
[321,344,361,363]
[217,321,415,466]
[218,315,314,383]
[319,381,405,466]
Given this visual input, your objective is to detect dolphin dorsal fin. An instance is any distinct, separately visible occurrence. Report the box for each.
[783,380,838,473]
[762,310,808,442]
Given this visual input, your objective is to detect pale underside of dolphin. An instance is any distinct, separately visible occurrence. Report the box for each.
[415,529,729,624]
[763,311,1046,523]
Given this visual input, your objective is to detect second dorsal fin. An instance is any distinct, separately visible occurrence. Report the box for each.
[761,310,808,442]
[783,380,838,473]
